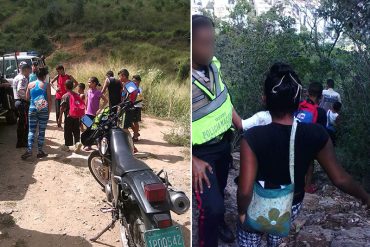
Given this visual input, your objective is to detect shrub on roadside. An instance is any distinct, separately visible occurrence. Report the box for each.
[163,116,190,147]
[29,33,53,55]
[83,33,109,51]
[176,58,190,81]
[68,61,189,121]
[48,51,73,69]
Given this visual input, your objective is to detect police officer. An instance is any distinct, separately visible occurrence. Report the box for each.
[192,15,243,247]
[13,62,31,148]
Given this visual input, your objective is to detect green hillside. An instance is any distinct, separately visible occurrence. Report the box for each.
[0,0,190,79]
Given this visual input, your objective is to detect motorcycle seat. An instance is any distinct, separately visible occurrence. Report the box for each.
[110,128,151,176]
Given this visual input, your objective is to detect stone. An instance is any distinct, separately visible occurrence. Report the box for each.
[331,239,367,247]
[2,209,13,215]
[293,217,307,233]
[296,225,334,244]
[318,197,336,207]
[340,227,370,239]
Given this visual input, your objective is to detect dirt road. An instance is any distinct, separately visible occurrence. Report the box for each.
[0,102,190,247]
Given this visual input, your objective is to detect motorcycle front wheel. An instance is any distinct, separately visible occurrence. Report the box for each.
[88,150,109,188]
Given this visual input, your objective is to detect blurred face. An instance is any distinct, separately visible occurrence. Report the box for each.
[119,74,127,81]
[133,78,140,85]
[56,68,65,75]
[192,26,215,67]
[78,87,84,94]
[32,65,38,73]
[22,67,31,77]
[87,79,96,88]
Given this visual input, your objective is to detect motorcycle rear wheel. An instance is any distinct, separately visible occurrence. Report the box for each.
[129,217,146,247]
[88,150,109,188]
[119,223,130,247]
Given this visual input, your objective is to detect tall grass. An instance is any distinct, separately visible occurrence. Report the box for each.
[68,61,189,119]
[66,61,190,146]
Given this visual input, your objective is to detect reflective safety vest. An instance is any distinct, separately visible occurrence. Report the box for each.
[192,58,233,145]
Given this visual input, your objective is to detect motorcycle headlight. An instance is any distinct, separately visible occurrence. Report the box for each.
[100,137,108,155]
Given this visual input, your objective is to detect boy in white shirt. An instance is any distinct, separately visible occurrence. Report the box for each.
[326,101,342,145]
[320,79,341,112]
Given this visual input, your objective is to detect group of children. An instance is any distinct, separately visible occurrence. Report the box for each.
[242,78,343,194]
[296,79,342,193]
[53,65,143,153]
[320,79,342,145]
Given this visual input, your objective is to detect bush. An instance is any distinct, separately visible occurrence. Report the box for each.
[94,33,109,46]
[47,51,73,69]
[83,34,109,51]
[211,5,370,188]
[176,58,190,81]
[71,0,84,23]
[173,29,189,39]
[38,2,63,29]
[3,24,16,34]
[163,119,190,147]
[29,33,53,55]
[82,38,94,51]
[54,32,69,42]
[0,13,7,22]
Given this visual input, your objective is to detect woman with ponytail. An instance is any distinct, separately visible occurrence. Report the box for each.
[237,62,370,247]
[22,67,52,160]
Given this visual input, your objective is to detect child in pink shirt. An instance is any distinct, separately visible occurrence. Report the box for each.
[84,77,107,151]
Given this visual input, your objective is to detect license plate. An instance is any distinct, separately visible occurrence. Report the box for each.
[144,226,185,247]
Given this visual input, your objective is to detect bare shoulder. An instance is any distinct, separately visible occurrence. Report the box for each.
[28,82,36,89]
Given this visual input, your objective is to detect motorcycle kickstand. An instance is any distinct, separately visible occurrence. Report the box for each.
[90,219,116,242]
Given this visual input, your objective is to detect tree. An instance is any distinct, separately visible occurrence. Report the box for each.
[318,0,370,190]
[212,1,370,189]
[71,0,84,23]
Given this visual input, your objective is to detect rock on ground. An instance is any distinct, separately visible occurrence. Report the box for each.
[192,153,370,247]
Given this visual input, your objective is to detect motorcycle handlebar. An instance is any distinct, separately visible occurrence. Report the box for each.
[117,100,142,109]
[97,100,143,128]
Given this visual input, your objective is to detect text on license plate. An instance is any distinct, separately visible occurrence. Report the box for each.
[144,226,185,247]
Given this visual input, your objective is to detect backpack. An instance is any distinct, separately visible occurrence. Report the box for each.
[295,100,318,123]
[123,81,139,103]
[68,92,85,118]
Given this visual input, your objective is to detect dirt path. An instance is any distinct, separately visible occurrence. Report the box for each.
[192,153,370,247]
[0,99,190,247]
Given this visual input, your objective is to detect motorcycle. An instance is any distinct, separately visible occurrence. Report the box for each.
[81,100,190,247]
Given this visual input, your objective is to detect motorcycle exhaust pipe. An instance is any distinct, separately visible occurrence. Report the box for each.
[168,189,190,215]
